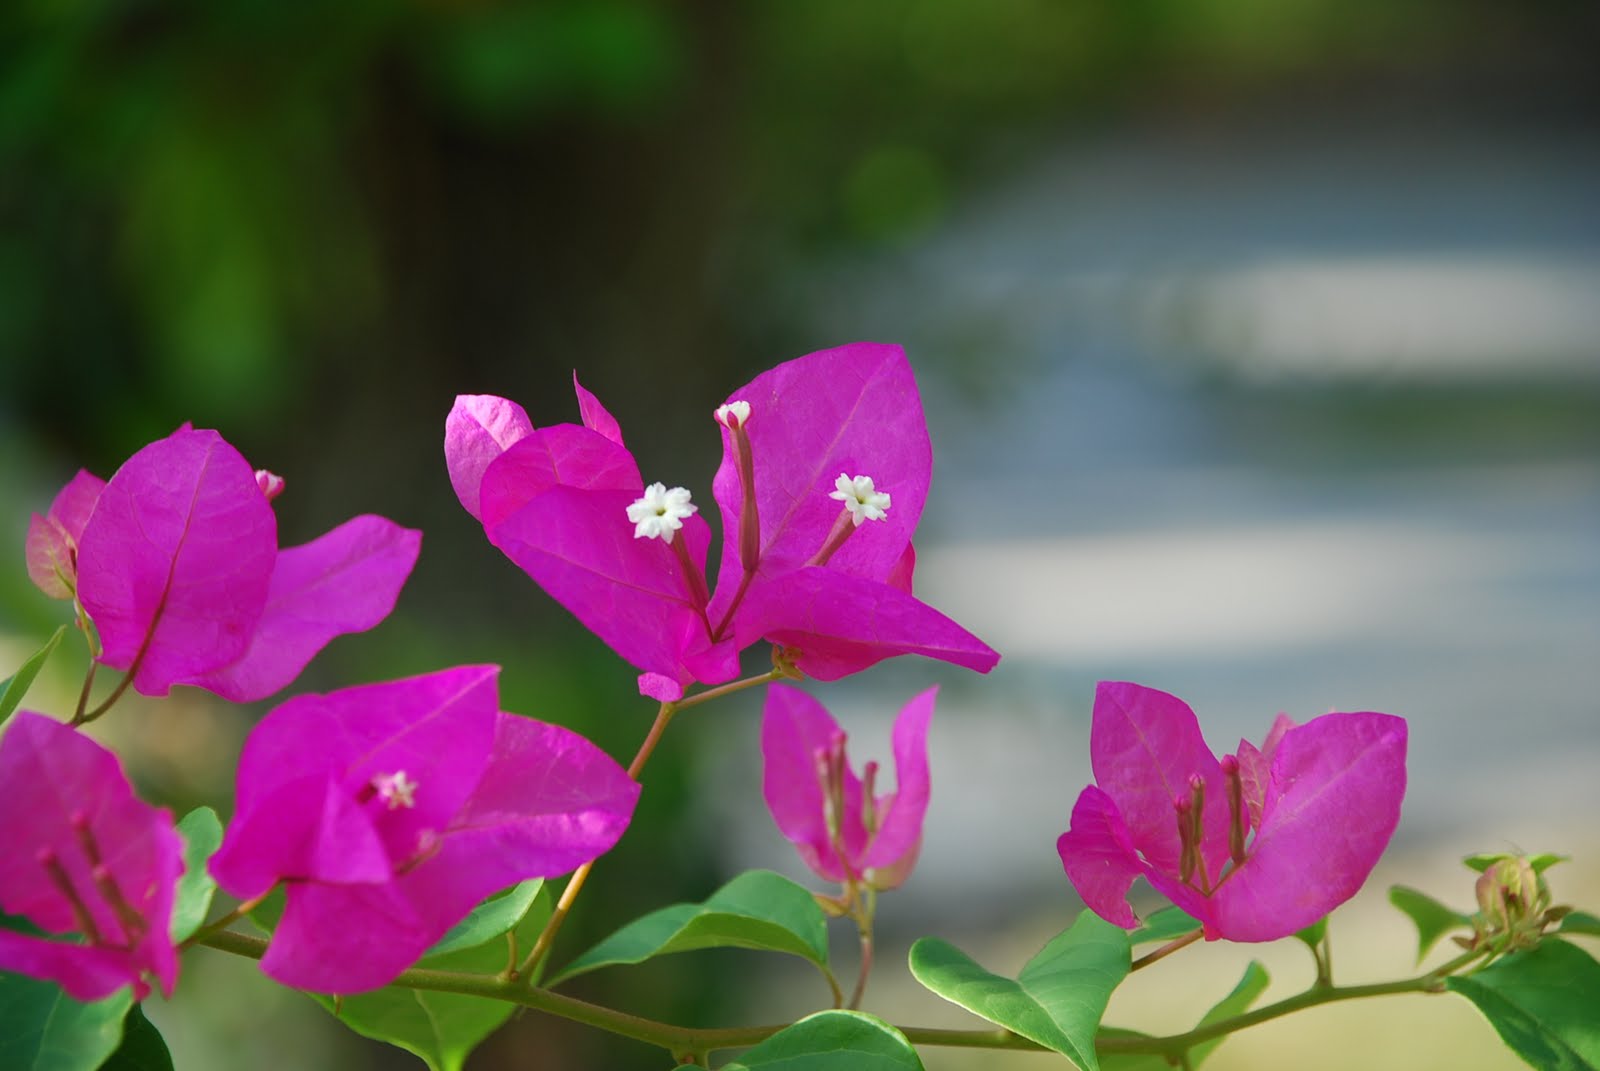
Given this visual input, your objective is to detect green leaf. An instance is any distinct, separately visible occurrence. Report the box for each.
[245,886,285,935]
[1389,885,1472,962]
[1127,906,1199,946]
[169,807,223,942]
[710,1010,924,1071]
[0,625,67,726]
[909,910,1131,1071]
[310,884,553,1071]
[1557,912,1600,939]
[1465,853,1568,875]
[1101,961,1270,1071]
[426,879,543,959]
[549,870,831,988]
[99,1005,173,1071]
[1447,938,1600,1071]
[0,911,135,1071]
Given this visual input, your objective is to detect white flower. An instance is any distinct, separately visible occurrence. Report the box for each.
[373,770,418,810]
[627,483,698,543]
[715,400,751,429]
[829,473,891,527]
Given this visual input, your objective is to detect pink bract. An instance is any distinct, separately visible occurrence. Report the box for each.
[761,683,935,891]
[444,343,998,700]
[1057,681,1407,942]
[0,712,183,1001]
[38,426,421,702]
[209,665,640,993]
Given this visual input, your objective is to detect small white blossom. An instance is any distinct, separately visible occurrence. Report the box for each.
[627,483,698,543]
[373,770,418,810]
[715,400,751,429]
[829,473,891,527]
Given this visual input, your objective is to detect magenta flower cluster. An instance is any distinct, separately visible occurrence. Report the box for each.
[1,343,1411,1017]
[445,341,1000,701]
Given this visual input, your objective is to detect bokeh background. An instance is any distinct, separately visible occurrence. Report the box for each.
[3,2,1598,1069]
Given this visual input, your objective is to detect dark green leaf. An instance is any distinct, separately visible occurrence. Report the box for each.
[169,807,223,942]
[1557,912,1600,939]
[909,910,1131,1071]
[1127,906,1199,946]
[99,1005,173,1071]
[426,879,543,959]
[0,911,135,1071]
[549,870,831,989]
[1390,885,1471,962]
[1446,938,1600,1071]
[713,1010,924,1071]
[311,884,553,1071]
[1101,961,1269,1070]
[0,625,67,726]
[246,886,285,935]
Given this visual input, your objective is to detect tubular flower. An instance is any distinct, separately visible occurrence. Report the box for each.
[208,665,639,993]
[1057,681,1407,942]
[25,426,421,703]
[761,683,935,892]
[444,344,998,701]
[0,712,183,1001]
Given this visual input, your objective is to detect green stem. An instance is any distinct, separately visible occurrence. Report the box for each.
[670,668,783,712]
[199,928,1489,1060]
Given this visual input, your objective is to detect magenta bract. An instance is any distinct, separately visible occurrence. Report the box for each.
[445,343,998,699]
[35,426,421,702]
[761,683,935,891]
[0,712,183,1001]
[1057,682,1407,942]
[209,665,640,993]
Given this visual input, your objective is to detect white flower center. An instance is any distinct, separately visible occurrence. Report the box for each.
[715,400,751,429]
[828,473,891,527]
[626,483,697,543]
[373,770,418,810]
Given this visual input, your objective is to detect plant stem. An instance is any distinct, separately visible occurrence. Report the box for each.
[1130,929,1203,971]
[197,931,1490,1060]
[670,668,783,713]
[180,895,267,950]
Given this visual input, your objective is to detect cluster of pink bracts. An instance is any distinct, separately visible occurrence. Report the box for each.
[0,342,1405,1006]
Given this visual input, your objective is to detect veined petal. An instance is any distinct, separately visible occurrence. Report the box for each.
[184,516,422,702]
[445,394,535,521]
[707,342,930,627]
[1207,712,1407,941]
[1057,787,1145,929]
[25,470,106,599]
[573,373,625,446]
[1089,683,1229,879]
[76,428,277,697]
[489,484,724,688]
[861,686,936,872]
[478,424,642,531]
[736,566,999,680]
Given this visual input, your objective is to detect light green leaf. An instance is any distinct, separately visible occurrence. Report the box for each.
[1557,912,1600,939]
[1127,906,1199,946]
[1389,885,1472,962]
[99,1005,173,1071]
[549,870,831,989]
[1447,938,1600,1071]
[0,911,135,1071]
[909,910,1131,1071]
[311,884,553,1071]
[0,625,67,726]
[710,1010,924,1071]
[426,879,543,959]
[169,807,223,942]
[1102,961,1270,1071]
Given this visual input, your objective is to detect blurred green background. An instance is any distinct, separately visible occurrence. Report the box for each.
[3,2,1598,1069]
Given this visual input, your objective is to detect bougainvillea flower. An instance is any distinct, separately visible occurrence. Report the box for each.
[445,344,997,700]
[1057,681,1407,942]
[0,712,183,1000]
[32,425,421,702]
[208,665,640,993]
[761,683,935,891]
